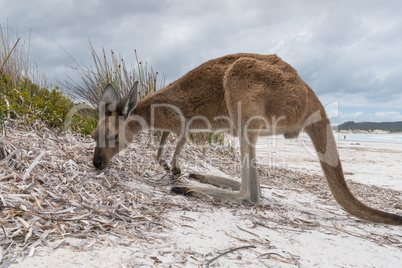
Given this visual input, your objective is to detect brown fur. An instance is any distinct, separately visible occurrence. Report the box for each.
[93,53,402,225]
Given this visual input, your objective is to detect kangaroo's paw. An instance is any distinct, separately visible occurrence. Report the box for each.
[171,186,192,196]
[189,173,208,183]
[171,186,215,200]
[171,166,182,175]
[159,160,170,171]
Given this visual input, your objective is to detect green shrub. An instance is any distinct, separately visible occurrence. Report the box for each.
[1,74,97,135]
[0,25,98,135]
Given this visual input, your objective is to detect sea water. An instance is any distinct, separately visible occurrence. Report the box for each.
[338,133,402,143]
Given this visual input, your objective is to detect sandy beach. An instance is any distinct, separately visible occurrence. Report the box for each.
[254,132,402,191]
[2,128,402,268]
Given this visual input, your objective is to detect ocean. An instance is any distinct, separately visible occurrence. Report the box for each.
[338,133,402,143]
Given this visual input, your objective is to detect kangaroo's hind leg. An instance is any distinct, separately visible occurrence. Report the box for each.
[188,174,241,191]
[170,135,187,175]
[171,132,261,203]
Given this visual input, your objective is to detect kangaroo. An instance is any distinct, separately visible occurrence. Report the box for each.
[92,53,402,225]
[156,131,174,172]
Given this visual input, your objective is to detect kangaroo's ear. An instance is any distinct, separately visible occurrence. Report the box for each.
[120,81,139,119]
[99,84,119,116]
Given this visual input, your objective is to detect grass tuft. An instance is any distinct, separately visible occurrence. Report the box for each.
[62,43,164,107]
[60,43,165,135]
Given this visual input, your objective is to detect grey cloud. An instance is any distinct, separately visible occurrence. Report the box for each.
[2,0,402,122]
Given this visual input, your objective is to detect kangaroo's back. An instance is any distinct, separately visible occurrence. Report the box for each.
[156,53,293,120]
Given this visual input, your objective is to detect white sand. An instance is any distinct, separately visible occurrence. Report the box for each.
[254,132,402,191]
[9,133,402,267]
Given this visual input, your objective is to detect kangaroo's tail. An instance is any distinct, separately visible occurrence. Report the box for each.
[304,109,402,225]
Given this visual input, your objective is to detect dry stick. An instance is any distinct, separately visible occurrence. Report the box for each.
[205,245,256,267]
[1,225,7,238]
[236,224,262,240]
[258,252,298,265]
[22,151,47,181]
[0,149,23,166]
[0,38,20,71]
[0,174,16,181]
[21,180,37,194]
[286,251,301,268]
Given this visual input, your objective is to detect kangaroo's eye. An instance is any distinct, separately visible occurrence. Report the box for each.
[109,134,118,141]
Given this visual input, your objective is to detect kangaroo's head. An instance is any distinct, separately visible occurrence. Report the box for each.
[92,82,139,170]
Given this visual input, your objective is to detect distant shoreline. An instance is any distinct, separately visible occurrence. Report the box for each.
[335,131,402,144]
[337,121,402,132]
[335,129,402,134]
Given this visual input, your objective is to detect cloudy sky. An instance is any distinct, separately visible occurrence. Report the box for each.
[2,0,402,123]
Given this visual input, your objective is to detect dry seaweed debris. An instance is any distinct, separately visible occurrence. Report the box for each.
[0,118,175,265]
[1,117,402,266]
[0,118,246,265]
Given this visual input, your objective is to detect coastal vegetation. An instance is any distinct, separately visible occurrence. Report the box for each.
[338,121,402,132]
[0,26,163,136]
[1,25,223,145]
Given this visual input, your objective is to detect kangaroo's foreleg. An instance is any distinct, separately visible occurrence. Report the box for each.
[156,131,170,171]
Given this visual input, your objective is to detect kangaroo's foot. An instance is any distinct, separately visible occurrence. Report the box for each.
[158,159,171,172]
[171,186,245,202]
[171,166,181,175]
[188,173,241,190]
[158,158,181,175]
[171,173,255,202]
